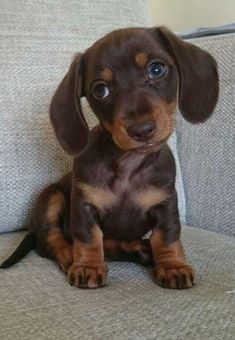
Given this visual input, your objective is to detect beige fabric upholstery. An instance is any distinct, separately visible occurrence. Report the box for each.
[176,33,235,237]
[0,225,234,339]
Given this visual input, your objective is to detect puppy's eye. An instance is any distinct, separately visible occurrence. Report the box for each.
[148,62,166,79]
[92,83,110,99]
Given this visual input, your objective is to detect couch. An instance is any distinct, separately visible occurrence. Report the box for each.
[0,1,234,339]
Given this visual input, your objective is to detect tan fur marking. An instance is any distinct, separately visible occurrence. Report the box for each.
[101,68,113,82]
[103,100,178,152]
[135,52,148,66]
[103,119,141,151]
[150,229,185,265]
[47,228,72,271]
[47,192,65,224]
[134,188,169,211]
[68,225,107,288]
[47,228,69,255]
[73,225,104,266]
[151,100,177,144]
[150,229,195,288]
[79,182,117,211]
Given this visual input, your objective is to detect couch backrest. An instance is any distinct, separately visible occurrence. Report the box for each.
[0,0,151,232]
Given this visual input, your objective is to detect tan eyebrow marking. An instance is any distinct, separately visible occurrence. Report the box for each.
[135,52,148,66]
[101,68,113,82]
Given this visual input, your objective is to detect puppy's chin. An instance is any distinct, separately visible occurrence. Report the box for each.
[112,134,168,154]
[133,142,163,154]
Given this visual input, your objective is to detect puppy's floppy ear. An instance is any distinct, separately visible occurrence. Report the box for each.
[49,53,89,155]
[150,27,219,123]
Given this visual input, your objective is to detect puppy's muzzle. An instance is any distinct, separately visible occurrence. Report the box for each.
[126,120,156,142]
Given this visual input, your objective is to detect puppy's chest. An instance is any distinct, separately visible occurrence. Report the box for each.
[80,156,169,215]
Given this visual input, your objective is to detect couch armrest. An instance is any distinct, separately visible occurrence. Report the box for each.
[175,31,235,237]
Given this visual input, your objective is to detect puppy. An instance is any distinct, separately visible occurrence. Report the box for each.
[1,27,219,289]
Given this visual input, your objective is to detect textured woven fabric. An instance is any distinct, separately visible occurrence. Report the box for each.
[0,225,234,339]
[168,134,186,223]
[0,0,186,232]
[176,33,235,237]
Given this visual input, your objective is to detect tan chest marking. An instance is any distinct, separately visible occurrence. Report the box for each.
[133,187,169,212]
[79,182,117,211]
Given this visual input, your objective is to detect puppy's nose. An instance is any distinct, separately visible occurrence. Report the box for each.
[127,120,156,142]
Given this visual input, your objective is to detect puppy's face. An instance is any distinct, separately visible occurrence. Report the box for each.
[83,29,178,152]
[50,27,218,155]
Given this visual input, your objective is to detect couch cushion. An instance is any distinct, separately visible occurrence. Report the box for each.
[0,0,186,233]
[176,33,235,237]
[0,226,234,339]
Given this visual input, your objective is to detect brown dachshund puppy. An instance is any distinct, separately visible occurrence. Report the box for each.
[1,27,219,289]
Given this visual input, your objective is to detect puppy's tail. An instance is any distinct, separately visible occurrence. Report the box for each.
[0,233,36,269]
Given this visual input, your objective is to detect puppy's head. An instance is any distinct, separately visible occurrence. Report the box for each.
[50,27,219,155]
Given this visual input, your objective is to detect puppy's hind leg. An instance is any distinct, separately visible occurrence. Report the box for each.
[34,185,73,274]
[104,239,153,266]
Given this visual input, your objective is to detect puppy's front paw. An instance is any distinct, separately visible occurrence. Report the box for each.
[153,263,195,289]
[67,263,108,289]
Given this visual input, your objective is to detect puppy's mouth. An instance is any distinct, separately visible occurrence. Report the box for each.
[133,138,167,153]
